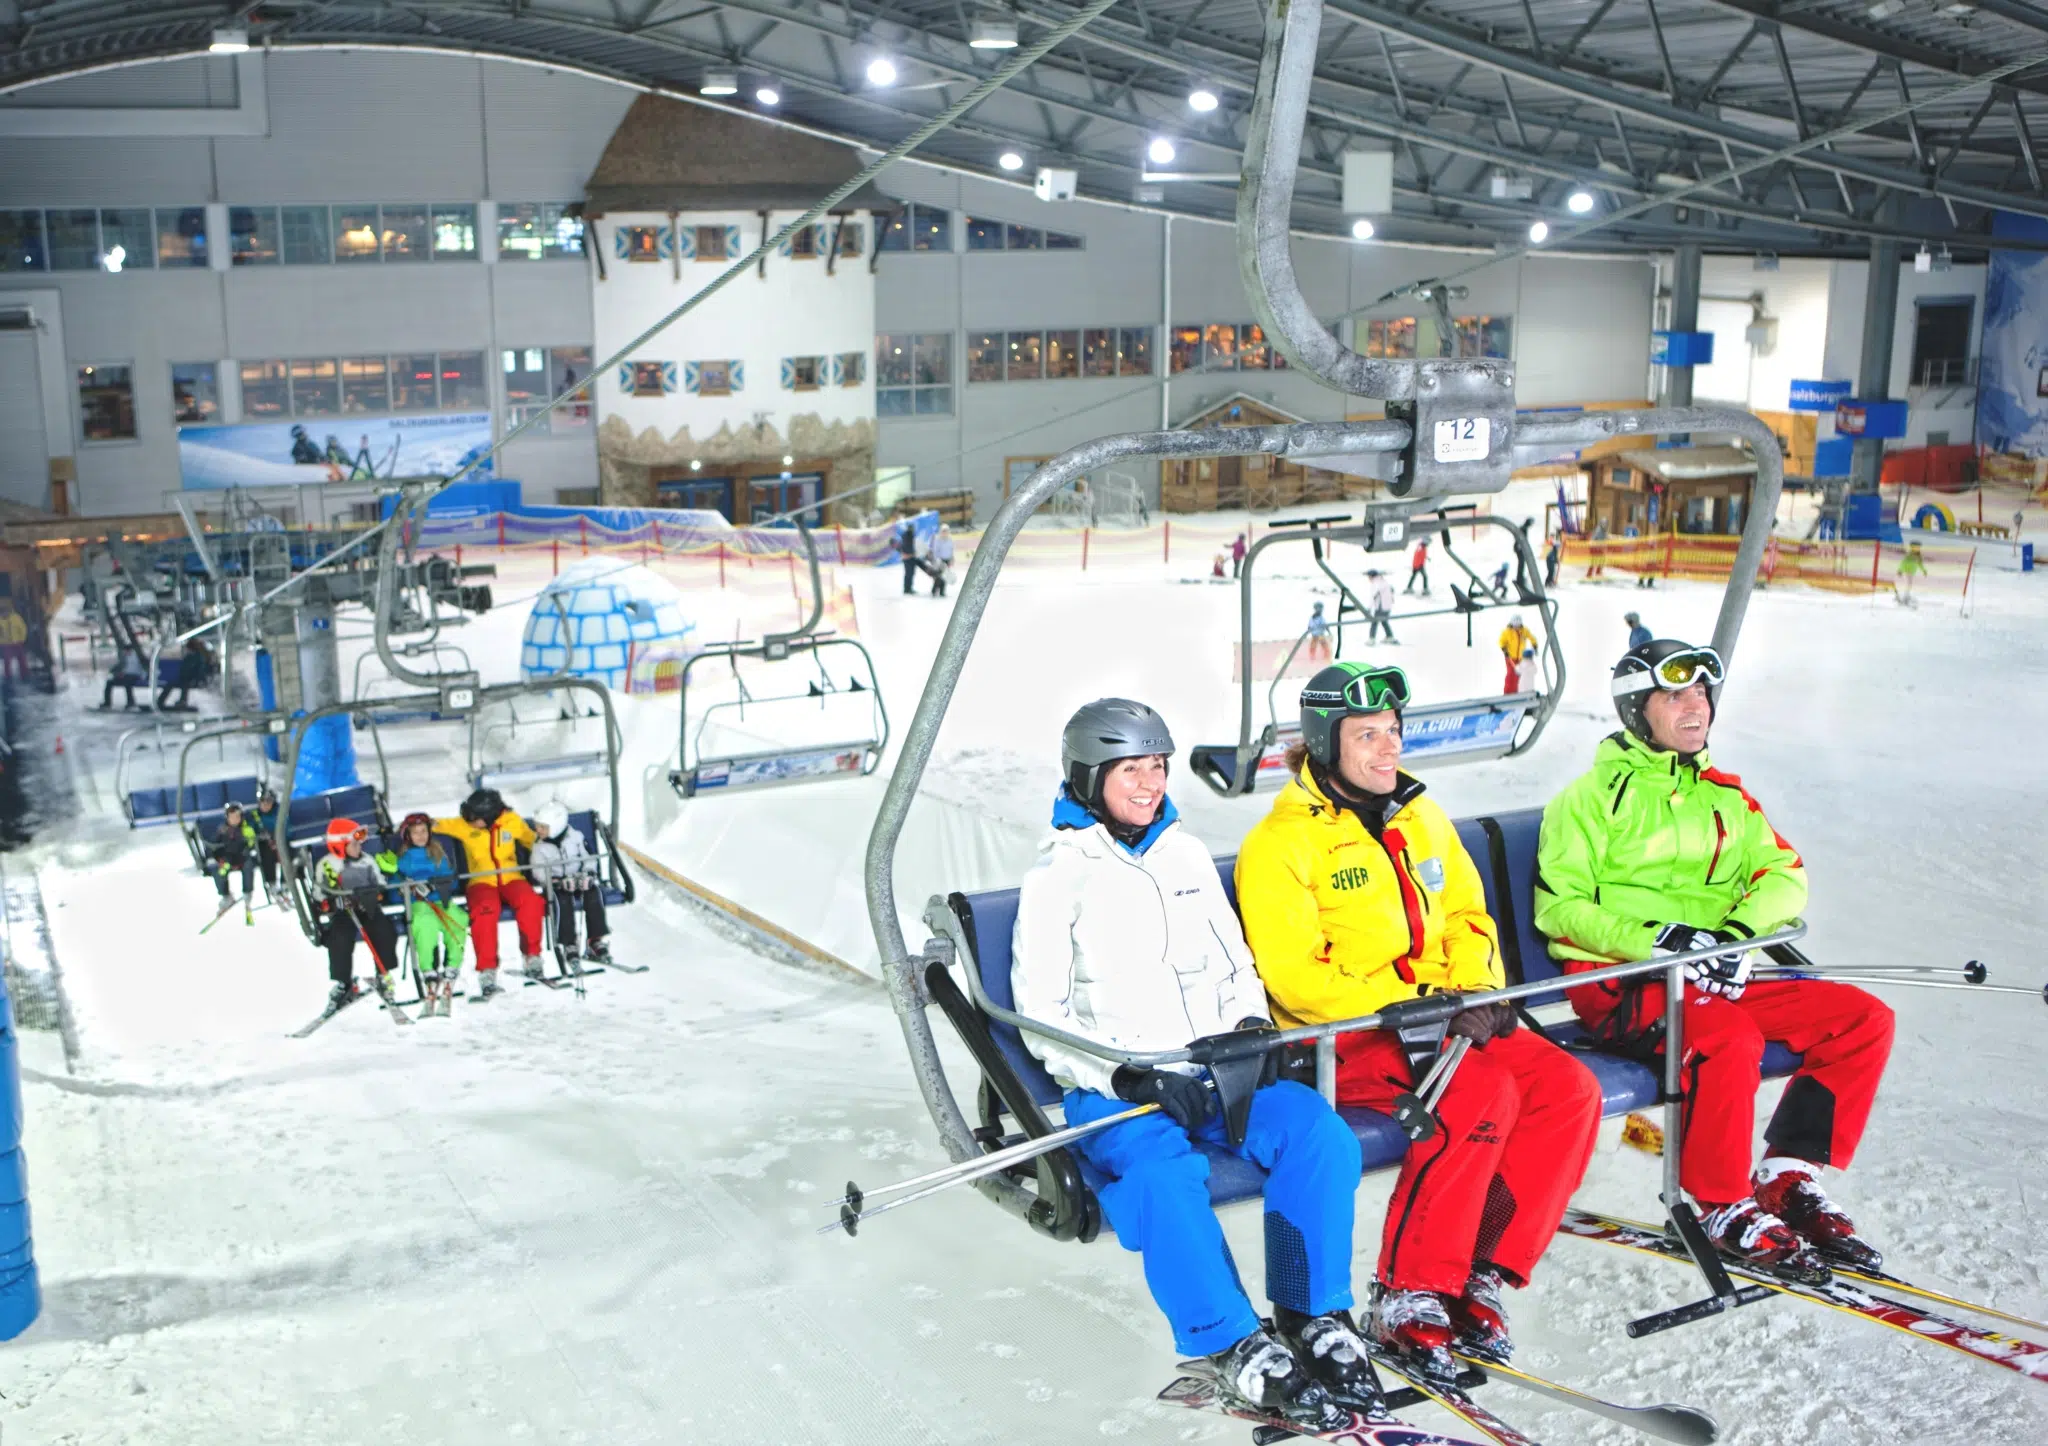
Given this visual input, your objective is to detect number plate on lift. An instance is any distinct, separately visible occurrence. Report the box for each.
[1433,417,1490,463]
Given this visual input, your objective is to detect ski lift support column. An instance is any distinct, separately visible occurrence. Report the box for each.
[865,0,1785,1277]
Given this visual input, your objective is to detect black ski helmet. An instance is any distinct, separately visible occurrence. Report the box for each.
[1611,639,1724,745]
[1299,661,1409,767]
[1061,698,1175,811]
[460,787,505,825]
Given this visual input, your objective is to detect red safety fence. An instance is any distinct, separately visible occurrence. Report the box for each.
[1561,534,1978,601]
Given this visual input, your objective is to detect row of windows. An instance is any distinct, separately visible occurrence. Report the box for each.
[967,328,1155,382]
[612,220,864,264]
[1361,315,1514,360]
[0,203,584,272]
[875,204,1084,254]
[1168,323,1293,375]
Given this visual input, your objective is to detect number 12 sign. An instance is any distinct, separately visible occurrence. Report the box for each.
[1432,417,1490,463]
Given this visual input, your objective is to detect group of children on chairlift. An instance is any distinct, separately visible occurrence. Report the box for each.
[1010,638,1894,1426]
[207,784,612,1017]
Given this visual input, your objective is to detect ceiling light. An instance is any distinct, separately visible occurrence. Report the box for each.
[1147,137,1177,165]
[998,150,1025,171]
[1933,245,1953,272]
[690,459,702,471]
[1350,218,1375,241]
[782,454,795,466]
[1528,220,1550,244]
[102,244,126,273]
[1914,245,1932,273]
[209,27,249,53]
[968,14,1020,48]
[866,57,897,86]
[755,85,781,106]
[1188,85,1219,113]
[700,70,739,96]
[1566,189,1596,214]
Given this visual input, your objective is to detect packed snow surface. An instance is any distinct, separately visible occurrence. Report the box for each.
[8,485,2046,1444]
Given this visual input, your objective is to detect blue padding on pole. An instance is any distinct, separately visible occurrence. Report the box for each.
[0,966,36,1339]
[293,713,361,797]
[0,1149,26,1206]
[0,1261,39,1341]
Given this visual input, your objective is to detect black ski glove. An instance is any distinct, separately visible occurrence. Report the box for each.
[1447,1002,1517,1043]
[1111,1065,1215,1131]
[1654,923,1753,998]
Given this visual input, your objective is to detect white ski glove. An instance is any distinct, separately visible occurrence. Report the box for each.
[1653,923,1753,1000]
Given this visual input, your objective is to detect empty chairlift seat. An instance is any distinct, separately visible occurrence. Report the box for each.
[283,784,386,847]
[936,803,1803,1219]
[128,773,261,831]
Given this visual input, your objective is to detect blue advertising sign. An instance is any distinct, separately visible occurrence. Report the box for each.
[178,413,495,489]
[1788,379,1853,412]
[1834,399,1909,439]
[1651,331,1715,367]
[1812,438,1856,477]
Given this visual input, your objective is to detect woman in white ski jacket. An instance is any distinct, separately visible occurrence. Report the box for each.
[530,801,610,963]
[1008,699,1372,1424]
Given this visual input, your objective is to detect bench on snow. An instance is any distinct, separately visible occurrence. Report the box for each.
[931,804,1802,1242]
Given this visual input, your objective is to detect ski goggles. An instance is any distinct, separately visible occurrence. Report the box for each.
[1302,665,1410,714]
[1612,646,1724,699]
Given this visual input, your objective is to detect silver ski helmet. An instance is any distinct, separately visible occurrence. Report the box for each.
[1612,639,1725,744]
[1299,661,1410,767]
[1061,698,1175,810]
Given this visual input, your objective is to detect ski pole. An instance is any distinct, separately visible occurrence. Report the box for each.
[821,1102,1158,1236]
[1755,969,2046,1002]
[1764,959,1990,982]
[1389,1034,1471,1142]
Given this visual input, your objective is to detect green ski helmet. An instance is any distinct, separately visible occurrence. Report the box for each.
[1298,661,1410,767]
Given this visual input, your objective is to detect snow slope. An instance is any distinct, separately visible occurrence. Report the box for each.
[9,487,2047,1444]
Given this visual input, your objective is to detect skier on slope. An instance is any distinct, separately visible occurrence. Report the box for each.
[1534,639,1895,1277]
[530,801,611,966]
[1010,699,1378,1424]
[251,787,282,897]
[1497,615,1536,694]
[1235,662,1602,1383]
[1365,569,1397,645]
[435,788,544,1001]
[206,801,260,909]
[314,818,402,1009]
[388,813,468,1018]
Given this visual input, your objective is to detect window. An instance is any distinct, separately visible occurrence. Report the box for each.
[623,225,666,262]
[498,204,548,261]
[171,362,219,424]
[1454,315,1512,360]
[834,220,863,258]
[230,207,281,265]
[438,351,486,411]
[877,204,951,252]
[0,211,45,272]
[156,207,207,267]
[1239,323,1270,371]
[1169,325,1203,375]
[290,358,341,416]
[784,355,825,390]
[507,345,595,429]
[391,354,439,411]
[694,360,735,397]
[77,364,136,442]
[1364,317,1416,359]
[551,347,594,429]
[876,332,952,414]
[341,357,389,413]
[544,206,585,259]
[1006,223,1042,251]
[432,204,476,259]
[46,210,100,271]
[380,204,430,262]
[1118,327,1153,377]
[788,225,819,260]
[629,361,668,398]
[333,206,381,262]
[1083,329,1115,378]
[1046,330,1080,379]
[282,206,331,264]
[966,217,1003,251]
[694,225,728,261]
[1203,323,1238,370]
[967,332,1004,383]
[240,360,289,418]
[1045,229,1083,250]
[1006,331,1044,381]
[98,209,153,270]
[835,350,865,387]
[1910,298,1973,386]
[965,216,1081,251]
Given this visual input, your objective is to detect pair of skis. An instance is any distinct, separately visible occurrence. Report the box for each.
[199,893,259,934]
[1164,1339,1717,1445]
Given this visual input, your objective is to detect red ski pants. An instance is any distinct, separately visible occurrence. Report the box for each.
[1572,978,1894,1205]
[464,877,544,973]
[1337,1027,1602,1295]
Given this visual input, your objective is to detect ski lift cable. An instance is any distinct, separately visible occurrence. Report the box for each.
[165,0,1124,657]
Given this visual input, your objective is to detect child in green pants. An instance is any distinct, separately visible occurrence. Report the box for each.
[387,812,470,1017]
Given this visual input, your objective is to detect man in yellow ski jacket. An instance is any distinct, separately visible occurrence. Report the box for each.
[1497,617,1536,694]
[432,786,544,996]
[1234,661,1600,1382]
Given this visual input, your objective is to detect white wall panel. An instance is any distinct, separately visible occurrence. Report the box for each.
[481,65,635,202]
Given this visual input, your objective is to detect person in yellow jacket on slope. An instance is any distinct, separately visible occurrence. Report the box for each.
[1234,661,1601,1384]
[434,786,544,999]
[1497,616,1536,694]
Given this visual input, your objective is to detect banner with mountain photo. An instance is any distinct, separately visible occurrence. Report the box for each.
[177,412,496,489]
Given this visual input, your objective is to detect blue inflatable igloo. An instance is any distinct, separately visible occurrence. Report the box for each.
[521,557,696,687]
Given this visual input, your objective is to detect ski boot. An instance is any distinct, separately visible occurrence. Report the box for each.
[327,978,358,1009]
[1273,1306,1385,1416]
[585,938,610,965]
[476,969,503,1002]
[521,953,545,981]
[1208,1325,1340,1429]
[1698,1196,1833,1284]
[1368,1285,1461,1385]
[1448,1266,1513,1364]
[1753,1158,1884,1272]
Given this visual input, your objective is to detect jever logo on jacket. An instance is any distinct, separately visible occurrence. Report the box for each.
[1329,865,1371,892]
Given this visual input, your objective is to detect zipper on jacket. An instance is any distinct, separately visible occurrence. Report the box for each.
[1706,811,1726,883]
[1379,826,1426,978]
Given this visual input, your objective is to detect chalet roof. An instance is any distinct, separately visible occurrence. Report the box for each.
[584,94,891,215]
[1613,445,1760,481]
[1174,392,1310,429]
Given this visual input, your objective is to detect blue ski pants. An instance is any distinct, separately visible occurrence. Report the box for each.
[1064,1079,1361,1357]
